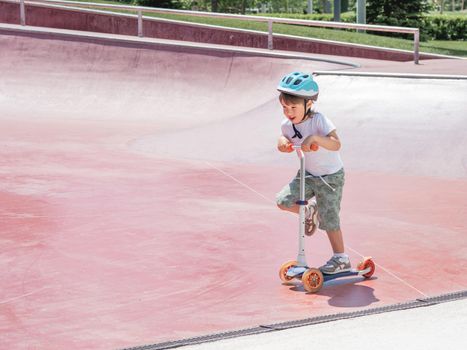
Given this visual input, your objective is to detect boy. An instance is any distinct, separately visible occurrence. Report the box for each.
[275,72,350,274]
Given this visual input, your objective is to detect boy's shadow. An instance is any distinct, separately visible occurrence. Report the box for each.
[288,276,379,307]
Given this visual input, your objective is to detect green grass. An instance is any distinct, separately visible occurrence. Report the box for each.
[68,1,467,57]
[429,10,467,16]
[423,39,467,57]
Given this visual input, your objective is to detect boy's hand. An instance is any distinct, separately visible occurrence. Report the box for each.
[278,136,293,153]
[301,136,319,152]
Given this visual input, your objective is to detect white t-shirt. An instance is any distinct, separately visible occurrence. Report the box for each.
[281,112,344,176]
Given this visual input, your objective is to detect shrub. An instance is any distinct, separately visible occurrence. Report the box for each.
[260,10,466,42]
[424,14,467,40]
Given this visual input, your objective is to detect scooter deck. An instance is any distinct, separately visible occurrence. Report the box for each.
[323,268,368,282]
[287,267,371,281]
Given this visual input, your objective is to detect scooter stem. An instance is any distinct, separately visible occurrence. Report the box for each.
[295,147,307,267]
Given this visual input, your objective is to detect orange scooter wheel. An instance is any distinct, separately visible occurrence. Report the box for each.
[358,257,376,279]
[302,268,324,293]
[279,260,298,283]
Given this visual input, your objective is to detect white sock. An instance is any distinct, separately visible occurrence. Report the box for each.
[334,253,349,261]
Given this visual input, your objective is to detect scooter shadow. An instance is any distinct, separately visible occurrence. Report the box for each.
[287,276,379,308]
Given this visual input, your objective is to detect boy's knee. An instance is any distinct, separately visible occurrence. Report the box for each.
[276,195,292,210]
[277,203,288,211]
[276,192,294,209]
[277,198,297,212]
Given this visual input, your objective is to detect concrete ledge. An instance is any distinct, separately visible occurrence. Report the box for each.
[313,70,467,80]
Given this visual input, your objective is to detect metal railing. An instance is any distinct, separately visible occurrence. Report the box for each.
[13,0,421,63]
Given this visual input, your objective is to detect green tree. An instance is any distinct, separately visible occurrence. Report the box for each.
[212,0,218,12]
[367,0,430,39]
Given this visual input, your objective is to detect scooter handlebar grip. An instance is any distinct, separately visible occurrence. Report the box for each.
[287,143,319,152]
[287,144,319,152]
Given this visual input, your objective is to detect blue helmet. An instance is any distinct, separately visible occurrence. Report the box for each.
[277,72,319,99]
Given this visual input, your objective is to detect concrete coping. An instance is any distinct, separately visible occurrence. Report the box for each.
[313,70,467,80]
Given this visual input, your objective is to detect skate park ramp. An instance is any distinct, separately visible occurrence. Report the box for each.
[1,25,467,350]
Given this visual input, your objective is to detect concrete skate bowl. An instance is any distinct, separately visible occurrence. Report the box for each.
[1,25,467,350]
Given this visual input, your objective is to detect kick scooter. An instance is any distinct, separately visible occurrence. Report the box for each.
[279,145,375,293]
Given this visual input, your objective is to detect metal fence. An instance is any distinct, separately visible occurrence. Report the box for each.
[13,0,421,63]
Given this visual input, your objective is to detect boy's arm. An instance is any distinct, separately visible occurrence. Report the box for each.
[278,135,293,153]
[301,129,341,152]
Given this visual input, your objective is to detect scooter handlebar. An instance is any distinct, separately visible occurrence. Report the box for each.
[287,143,319,152]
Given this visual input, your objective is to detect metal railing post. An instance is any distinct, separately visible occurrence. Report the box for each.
[307,0,313,14]
[267,19,273,50]
[20,0,26,26]
[356,0,366,33]
[137,9,143,37]
[414,29,420,64]
[333,0,341,22]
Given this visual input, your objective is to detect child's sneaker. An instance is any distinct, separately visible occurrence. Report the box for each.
[305,199,318,236]
[320,255,351,274]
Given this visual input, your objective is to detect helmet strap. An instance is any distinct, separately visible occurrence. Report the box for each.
[292,124,302,139]
[303,99,312,121]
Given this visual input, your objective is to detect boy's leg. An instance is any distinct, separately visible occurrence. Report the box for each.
[276,172,318,235]
[311,169,350,274]
[312,169,344,234]
[326,228,345,254]
[321,227,351,275]
[276,170,313,214]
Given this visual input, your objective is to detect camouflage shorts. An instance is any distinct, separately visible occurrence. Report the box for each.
[276,168,345,232]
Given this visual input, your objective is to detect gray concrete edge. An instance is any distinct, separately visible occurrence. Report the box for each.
[313,70,467,80]
[121,290,467,350]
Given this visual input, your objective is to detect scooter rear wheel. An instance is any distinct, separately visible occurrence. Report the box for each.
[279,260,298,283]
[358,257,375,279]
[302,268,324,293]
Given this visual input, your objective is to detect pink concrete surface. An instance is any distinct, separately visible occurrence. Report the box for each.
[0,0,445,62]
[1,27,467,350]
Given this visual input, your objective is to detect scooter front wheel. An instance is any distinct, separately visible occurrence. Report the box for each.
[279,260,298,283]
[302,268,324,293]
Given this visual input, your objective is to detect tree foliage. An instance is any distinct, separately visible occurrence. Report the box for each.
[367,0,430,26]
[367,0,431,39]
